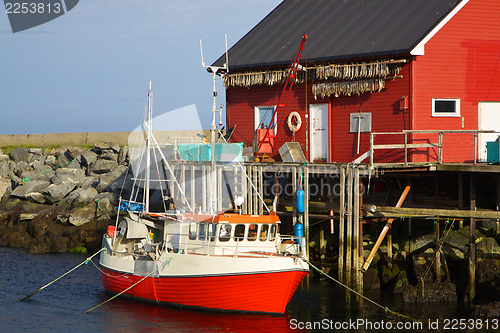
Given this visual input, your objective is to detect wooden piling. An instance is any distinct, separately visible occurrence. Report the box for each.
[353,167,363,308]
[469,175,476,306]
[338,167,346,284]
[496,175,500,236]
[459,173,464,229]
[345,166,353,305]
[435,219,441,281]
[358,172,364,302]
[329,176,335,234]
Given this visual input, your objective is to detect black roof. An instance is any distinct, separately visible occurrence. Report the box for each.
[213,0,464,70]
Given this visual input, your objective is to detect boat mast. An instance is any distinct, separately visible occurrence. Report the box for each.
[201,35,229,214]
[210,72,217,214]
[145,80,152,213]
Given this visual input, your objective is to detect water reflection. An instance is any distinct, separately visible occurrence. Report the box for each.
[99,298,298,333]
[1,248,493,333]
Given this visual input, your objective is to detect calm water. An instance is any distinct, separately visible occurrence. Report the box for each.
[0,247,495,332]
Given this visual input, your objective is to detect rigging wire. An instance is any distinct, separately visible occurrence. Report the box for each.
[18,248,106,302]
[217,128,270,214]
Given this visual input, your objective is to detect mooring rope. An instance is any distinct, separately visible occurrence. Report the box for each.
[300,256,420,322]
[84,250,184,314]
[19,248,106,302]
[21,158,75,184]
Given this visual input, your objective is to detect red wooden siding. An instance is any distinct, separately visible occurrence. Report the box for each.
[226,0,500,164]
[227,84,329,160]
[411,0,500,162]
[226,65,410,163]
[330,63,410,163]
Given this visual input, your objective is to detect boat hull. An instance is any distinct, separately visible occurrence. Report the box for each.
[100,266,307,314]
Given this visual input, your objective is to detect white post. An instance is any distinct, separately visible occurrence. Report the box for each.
[145,81,152,213]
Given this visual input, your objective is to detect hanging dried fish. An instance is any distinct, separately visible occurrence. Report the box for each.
[224,59,405,89]
[312,79,386,99]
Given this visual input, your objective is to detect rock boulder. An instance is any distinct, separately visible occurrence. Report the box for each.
[42,178,79,204]
[11,180,50,199]
[9,147,30,163]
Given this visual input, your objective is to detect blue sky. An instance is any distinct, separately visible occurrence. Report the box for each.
[0,1,282,135]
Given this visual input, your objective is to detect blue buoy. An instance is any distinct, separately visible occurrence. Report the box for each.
[296,189,305,213]
[294,222,304,246]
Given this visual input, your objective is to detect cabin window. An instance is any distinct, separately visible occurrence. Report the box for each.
[234,224,245,242]
[198,222,206,241]
[189,222,198,240]
[248,224,258,241]
[254,106,277,133]
[432,98,460,117]
[219,224,232,242]
[269,224,276,241]
[260,224,269,241]
[208,223,216,242]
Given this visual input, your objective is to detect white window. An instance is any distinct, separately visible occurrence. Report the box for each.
[432,98,461,117]
[219,224,232,242]
[189,222,197,240]
[254,106,277,133]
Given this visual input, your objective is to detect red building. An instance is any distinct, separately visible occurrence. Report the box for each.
[212,0,500,164]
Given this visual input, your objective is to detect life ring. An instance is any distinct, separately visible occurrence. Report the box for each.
[287,112,302,133]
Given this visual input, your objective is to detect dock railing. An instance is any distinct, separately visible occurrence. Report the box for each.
[369,130,499,168]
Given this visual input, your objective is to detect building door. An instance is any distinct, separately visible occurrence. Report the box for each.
[478,102,500,162]
[309,103,329,162]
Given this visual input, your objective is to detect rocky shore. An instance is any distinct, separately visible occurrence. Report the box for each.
[0,142,130,254]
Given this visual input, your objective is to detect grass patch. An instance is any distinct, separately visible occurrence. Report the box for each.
[0,144,95,155]
[1,144,36,154]
[72,144,94,150]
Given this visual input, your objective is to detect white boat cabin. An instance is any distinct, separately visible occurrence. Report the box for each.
[109,211,304,260]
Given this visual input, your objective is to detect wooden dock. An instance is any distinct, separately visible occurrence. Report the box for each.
[166,159,500,308]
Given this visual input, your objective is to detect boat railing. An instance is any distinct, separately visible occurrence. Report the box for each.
[278,234,306,257]
[367,129,500,167]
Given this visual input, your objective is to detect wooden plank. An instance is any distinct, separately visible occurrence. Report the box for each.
[373,143,438,149]
[361,185,411,272]
[436,164,500,173]
[371,207,500,219]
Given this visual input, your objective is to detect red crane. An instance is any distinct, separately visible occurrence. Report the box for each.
[255,34,308,155]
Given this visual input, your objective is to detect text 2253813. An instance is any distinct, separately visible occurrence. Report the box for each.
[5,3,61,14]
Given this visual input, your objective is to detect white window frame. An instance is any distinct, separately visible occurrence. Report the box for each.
[254,106,277,134]
[432,98,461,117]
